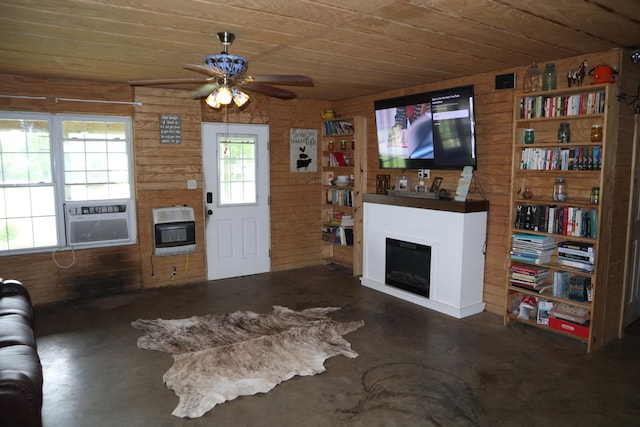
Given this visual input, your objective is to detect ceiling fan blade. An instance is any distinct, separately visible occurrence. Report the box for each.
[239,82,297,100]
[184,63,225,77]
[247,74,314,86]
[128,77,211,86]
[192,83,219,99]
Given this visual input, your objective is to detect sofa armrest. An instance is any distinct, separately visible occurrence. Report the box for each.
[0,280,33,306]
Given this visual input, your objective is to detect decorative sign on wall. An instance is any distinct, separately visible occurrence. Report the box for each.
[290,128,317,172]
[159,114,182,144]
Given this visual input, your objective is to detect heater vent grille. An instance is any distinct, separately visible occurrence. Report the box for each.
[152,206,195,224]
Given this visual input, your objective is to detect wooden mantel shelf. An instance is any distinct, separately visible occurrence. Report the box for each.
[363,193,489,213]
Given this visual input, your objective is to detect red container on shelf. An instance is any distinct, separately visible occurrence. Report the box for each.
[548,317,589,339]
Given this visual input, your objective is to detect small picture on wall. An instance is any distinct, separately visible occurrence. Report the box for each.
[430,177,443,192]
[395,175,411,191]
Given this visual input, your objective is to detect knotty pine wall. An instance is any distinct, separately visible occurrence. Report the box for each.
[0,75,144,303]
[1,48,635,317]
[0,76,330,304]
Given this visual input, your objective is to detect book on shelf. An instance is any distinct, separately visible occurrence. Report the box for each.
[511,268,548,280]
[325,189,353,207]
[568,275,591,302]
[557,250,595,263]
[549,302,590,325]
[519,91,605,119]
[510,254,552,265]
[330,226,353,246]
[329,212,354,227]
[557,257,594,273]
[552,271,570,298]
[510,263,550,275]
[329,152,348,167]
[514,205,598,239]
[322,225,334,242]
[519,146,602,171]
[510,280,551,294]
[324,120,354,135]
[537,301,553,325]
[512,233,556,246]
[558,240,595,251]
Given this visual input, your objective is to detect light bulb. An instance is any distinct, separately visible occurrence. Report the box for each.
[205,91,221,108]
[217,86,233,105]
[232,88,250,107]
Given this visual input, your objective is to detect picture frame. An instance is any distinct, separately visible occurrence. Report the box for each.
[429,177,443,192]
[395,175,411,191]
[376,174,391,194]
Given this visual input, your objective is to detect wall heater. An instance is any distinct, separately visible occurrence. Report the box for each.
[152,206,196,256]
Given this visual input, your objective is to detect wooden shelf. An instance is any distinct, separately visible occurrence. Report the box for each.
[505,84,625,352]
[506,313,588,342]
[320,116,366,275]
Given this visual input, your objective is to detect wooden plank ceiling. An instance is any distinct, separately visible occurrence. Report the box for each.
[0,0,638,101]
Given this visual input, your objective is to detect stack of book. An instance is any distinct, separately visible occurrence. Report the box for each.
[328,212,354,227]
[510,263,550,292]
[510,233,556,264]
[549,302,590,325]
[557,241,595,273]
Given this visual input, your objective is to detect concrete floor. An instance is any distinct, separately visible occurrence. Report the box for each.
[34,265,640,427]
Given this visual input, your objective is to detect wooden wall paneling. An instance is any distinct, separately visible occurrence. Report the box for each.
[0,74,134,115]
[0,75,143,304]
[267,98,331,272]
[335,71,515,315]
[133,87,206,288]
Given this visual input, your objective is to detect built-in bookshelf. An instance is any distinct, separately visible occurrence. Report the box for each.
[505,84,625,352]
[320,116,366,274]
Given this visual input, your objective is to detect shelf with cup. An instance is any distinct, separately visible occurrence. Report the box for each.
[320,116,366,274]
[505,83,624,352]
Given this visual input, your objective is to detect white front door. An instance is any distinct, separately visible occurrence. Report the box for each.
[202,123,270,280]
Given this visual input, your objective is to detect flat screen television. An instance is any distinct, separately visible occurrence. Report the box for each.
[374,85,477,170]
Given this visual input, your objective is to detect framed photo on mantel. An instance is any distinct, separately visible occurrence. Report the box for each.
[395,175,412,191]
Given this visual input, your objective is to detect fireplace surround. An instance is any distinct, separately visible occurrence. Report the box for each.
[361,194,488,319]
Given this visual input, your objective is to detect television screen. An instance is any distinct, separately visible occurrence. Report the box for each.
[374,85,477,170]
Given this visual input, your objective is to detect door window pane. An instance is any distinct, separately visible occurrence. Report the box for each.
[218,135,257,205]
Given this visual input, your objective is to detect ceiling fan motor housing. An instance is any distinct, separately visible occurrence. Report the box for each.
[203,54,248,76]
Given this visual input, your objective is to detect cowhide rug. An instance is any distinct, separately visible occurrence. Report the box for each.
[131,305,364,418]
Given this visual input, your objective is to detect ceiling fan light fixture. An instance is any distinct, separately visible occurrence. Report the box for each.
[232,88,250,107]
[205,86,233,108]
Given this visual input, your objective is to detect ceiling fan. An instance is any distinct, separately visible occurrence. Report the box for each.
[128,32,314,108]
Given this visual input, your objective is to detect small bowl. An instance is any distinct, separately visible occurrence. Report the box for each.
[331,179,353,187]
[336,175,350,181]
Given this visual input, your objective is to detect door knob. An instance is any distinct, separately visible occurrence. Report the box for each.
[207,209,213,216]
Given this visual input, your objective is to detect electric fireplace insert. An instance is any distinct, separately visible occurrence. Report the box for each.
[385,237,432,298]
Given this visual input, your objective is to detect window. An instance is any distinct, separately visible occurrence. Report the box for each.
[217,135,257,205]
[0,112,136,254]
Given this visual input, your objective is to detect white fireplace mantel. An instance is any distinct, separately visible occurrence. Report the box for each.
[361,194,489,319]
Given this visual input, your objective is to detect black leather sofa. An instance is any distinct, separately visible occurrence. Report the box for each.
[0,279,43,427]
